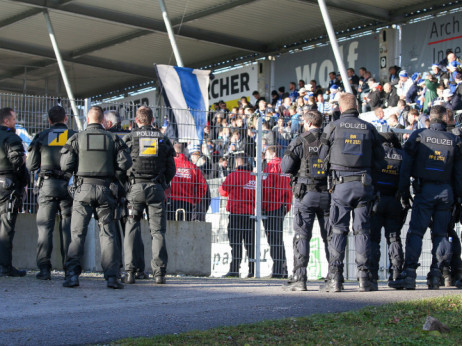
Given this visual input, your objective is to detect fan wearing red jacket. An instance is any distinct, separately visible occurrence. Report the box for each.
[219,155,256,277]
[168,143,208,221]
[262,146,292,278]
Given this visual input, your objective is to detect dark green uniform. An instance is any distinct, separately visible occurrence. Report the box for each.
[123,125,175,279]
[0,125,28,275]
[27,124,77,272]
[60,123,132,280]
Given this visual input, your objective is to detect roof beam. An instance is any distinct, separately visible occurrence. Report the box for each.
[294,0,390,22]
[10,0,266,52]
[0,39,154,77]
[170,0,258,26]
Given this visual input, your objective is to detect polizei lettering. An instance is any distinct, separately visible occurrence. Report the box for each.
[308,146,319,152]
[136,131,159,137]
[339,122,367,129]
[425,137,453,146]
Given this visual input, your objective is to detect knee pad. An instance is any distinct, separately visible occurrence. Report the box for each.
[436,237,453,267]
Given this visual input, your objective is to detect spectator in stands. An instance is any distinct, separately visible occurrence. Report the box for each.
[423,73,439,113]
[168,143,207,222]
[239,96,252,109]
[382,82,399,108]
[218,157,230,178]
[262,145,292,278]
[219,155,256,278]
[278,97,292,118]
[289,105,302,135]
[407,109,421,131]
[295,95,305,114]
[388,66,400,86]
[190,146,215,179]
[255,99,268,118]
[454,72,462,97]
[271,90,280,108]
[388,113,404,130]
[371,107,388,130]
[298,80,305,89]
[448,61,460,93]
[329,85,341,119]
[289,82,299,102]
[432,63,449,88]
[397,70,413,100]
[317,93,331,115]
[358,71,372,111]
[367,82,383,110]
[328,71,339,89]
[359,67,367,83]
[347,67,360,92]
[395,99,409,126]
[405,73,421,105]
[443,89,462,112]
[218,100,229,115]
[252,90,265,106]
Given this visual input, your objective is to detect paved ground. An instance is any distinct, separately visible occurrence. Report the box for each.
[0,272,461,345]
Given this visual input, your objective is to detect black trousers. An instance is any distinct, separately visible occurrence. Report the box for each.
[228,213,255,275]
[263,205,287,276]
[36,178,72,270]
[0,187,21,273]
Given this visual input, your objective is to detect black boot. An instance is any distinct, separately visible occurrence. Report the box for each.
[358,275,377,292]
[388,268,416,290]
[63,273,79,288]
[135,270,149,280]
[455,278,462,289]
[122,271,135,284]
[107,276,124,289]
[154,275,166,284]
[442,267,452,288]
[283,279,307,291]
[36,267,51,280]
[319,271,343,292]
[427,268,442,290]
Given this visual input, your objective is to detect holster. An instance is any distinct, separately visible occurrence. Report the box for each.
[293,183,307,200]
[411,178,422,195]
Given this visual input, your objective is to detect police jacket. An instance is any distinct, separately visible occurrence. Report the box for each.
[60,123,132,179]
[0,125,26,175]
[282,128,327,186]
[26,123,77,177]
[399,120,462,196]
[0,125,28,187]
[319,109,384,173]
[373,142,403,195]
[123,125,175,185]
[262,156,292,213]
[170,153,207,206]
[219,164,256,215]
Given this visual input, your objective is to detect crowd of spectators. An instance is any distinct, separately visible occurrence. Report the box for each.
[176,50,462,182]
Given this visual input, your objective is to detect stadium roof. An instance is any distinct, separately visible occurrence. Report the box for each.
[0,0,459,98]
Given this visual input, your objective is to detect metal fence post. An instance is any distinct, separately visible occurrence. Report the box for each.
[254,116,263,278]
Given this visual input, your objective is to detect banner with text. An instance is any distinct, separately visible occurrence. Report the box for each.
[209,65,258,108]
[274,35,379,91]
[401,12,462,73]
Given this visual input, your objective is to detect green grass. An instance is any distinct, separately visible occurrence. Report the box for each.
[114,294,462,345]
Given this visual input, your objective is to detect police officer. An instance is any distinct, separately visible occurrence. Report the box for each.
[26,106,77,280]
[103,110,148,281]
[390,105,462,290]
[0,107,28,277]
[369,132,405,287]
[319,93,384,292]
[281,110,330,291]
[61,106,132,289]
[123,106,176,284]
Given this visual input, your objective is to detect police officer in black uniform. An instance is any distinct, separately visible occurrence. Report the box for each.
[0,107,28,277]
[390,105,462,290]
[26,106,77,280]
[60,106,132,289]
[319,93,384,292]
[104,110,148,281]
[281,110,330,291]
[369,132,405,288]
[123,106,176,284]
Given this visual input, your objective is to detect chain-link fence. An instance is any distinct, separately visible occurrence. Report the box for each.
[7,92,446,280]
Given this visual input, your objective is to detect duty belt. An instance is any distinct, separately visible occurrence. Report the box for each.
[131,176,161,184]
[39,170,70,181]
[80,177,111,187]
[420,179,447,185]
[307,184,328,192]
[334,175,362,184]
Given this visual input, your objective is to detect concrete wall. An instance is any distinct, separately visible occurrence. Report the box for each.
[12,214,212,276]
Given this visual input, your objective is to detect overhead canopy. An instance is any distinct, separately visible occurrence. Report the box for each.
[0,0,457,98]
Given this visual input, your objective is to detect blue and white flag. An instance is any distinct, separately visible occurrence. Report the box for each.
[154,64,210,144]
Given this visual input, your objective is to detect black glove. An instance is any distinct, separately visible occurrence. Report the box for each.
[397,190,411,210]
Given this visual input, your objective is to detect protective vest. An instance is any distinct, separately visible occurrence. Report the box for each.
[76,127,116,177]
[298,129,327,182]
[129,126,169,178]
[39,126,77,171]
[0,127,16,174]
[412,128,456,183]
[374,144,402,194]
[329,117,373,169]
